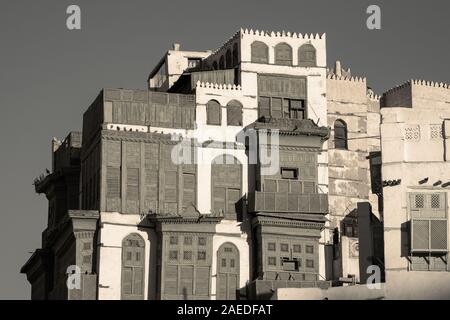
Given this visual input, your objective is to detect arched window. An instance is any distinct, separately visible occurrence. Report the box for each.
[216,242,240,300]
[251,41,269,64]
[207,100,221,125]
[298,44,316,67]
[274,43,292,66]
[226,100,243,126]
[225,49,232,69]
[334,120,348,150]
[219,56,225,69]
[232,43,239,66]
[212,61,218,70]
[121,233,145,300]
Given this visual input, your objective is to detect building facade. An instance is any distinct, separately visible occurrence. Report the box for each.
[21,28,450,300]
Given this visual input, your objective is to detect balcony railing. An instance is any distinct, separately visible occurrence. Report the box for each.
[249,191,328,214]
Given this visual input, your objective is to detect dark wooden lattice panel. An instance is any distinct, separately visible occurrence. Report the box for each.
[164,265,178,295]
[274,43,293,66]
[251,41,269,64]
[126,167,140,214]
[298,44,317,67]
[121,234,145,300]
[180,265,194,295]
[430,220,447,250]
[106,166,121,212]
[217,243,240,300]
[182,173,196,209]
[412,219,430,250]
[206,100,221,125]
[226,101,243,126]
[195,267,210,296]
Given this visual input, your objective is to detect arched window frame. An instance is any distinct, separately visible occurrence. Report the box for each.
[212,61,218,70]
[274,42,293,66]
[298,43,317,67]
[226,100,243,126]
[225,49,232,69]
[334,119,348,150]
[219,56,225,69]
[232,43,239,66]
[121,233,145,300]
[206,100,222,125]
[251,41,269,64]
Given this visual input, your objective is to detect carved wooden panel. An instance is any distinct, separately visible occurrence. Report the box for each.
[251,41,269,64]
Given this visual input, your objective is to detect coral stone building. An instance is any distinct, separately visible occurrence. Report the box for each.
[21,28,450,300]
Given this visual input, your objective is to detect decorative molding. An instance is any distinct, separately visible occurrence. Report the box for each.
[241,28,325,40]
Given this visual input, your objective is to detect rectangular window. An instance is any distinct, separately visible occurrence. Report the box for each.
[268,257,277,266]
[169,251,178,261]
[293,245,302,253]
[268,242,276,251]
[280,243,289,252]
[198,237,206,246]
[197,251,206,261]
[306,245,314,254]
[306,259,314,268]
[170,236,178,245]
[281,168,298,180]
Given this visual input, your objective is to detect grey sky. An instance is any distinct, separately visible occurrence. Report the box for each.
[0,0,449,299]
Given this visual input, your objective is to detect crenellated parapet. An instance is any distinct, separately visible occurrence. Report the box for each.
[195,81,242,91]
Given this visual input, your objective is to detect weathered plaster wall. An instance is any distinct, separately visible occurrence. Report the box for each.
[326,74,381,281]
[381,82,450,299]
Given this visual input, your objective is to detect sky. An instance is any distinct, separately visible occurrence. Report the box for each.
[0,0,449,299]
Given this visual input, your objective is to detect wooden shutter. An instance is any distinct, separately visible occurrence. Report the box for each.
[226,103,242,126]
[251,41,268,63]
[182,173,196,209]
[275,43,292,66]
[127,168,139,213]
[121,234,145,300]
[180,266,194,295]
[106,166,121,212]
[195,267,210,295]
[207,100,221,125]
[298,44,316,67]
[226,188,241,219]
[258,96,270,118]
[213,187,226,215]
[164,265,178,295]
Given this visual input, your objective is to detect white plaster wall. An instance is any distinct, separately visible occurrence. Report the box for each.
[97,212,157,300]
[381,93,450,298]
